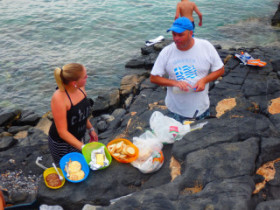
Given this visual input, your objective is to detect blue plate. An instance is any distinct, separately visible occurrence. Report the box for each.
[59,152,90,183]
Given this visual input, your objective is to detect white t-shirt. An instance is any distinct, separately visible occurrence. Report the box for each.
[151,38,224,118]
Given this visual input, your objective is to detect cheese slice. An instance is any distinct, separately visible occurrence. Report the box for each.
[96,153,105,166]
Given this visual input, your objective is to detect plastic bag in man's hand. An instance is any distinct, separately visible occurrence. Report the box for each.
[150,111,190,144]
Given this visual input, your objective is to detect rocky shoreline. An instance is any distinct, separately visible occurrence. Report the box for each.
[1,39,280,209]
[1,5,280,209]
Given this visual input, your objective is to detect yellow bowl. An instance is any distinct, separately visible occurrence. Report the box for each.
[43,167,65,189]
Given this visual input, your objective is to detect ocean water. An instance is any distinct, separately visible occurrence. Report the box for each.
[0,0,279,115]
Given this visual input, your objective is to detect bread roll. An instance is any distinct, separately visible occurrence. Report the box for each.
[126,146,135,156]
[108,144,117,153]
[68,161,82,173]
[113,153,121,157]
[69,170,85,181]
[119,154,127,159]
[115,141,124,153]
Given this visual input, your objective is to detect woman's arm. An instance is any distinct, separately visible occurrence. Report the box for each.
[87,119,98,142]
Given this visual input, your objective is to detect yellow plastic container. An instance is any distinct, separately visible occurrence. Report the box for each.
[43,167,65,189]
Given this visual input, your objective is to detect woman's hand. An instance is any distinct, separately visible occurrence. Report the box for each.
[89,128,98,142]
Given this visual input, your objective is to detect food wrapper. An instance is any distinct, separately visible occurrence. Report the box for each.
[89,146,109,170]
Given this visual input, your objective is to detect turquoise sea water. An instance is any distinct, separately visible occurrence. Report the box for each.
[0,0,279,115]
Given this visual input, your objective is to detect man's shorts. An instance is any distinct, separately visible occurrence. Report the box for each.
[167,108,210,123]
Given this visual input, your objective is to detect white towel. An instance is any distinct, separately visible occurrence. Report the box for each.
[145,35,164,46]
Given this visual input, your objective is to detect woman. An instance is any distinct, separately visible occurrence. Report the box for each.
[48,63,98,165]
[0,190,5,210]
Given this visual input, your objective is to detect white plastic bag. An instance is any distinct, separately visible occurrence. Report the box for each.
[131,130,164,173]
[40,204,63,210]
[149,111,191,144]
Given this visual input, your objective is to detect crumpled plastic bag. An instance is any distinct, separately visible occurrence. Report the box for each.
[89,146,109,170]
[150,111,191,144]
[131,130,164,174]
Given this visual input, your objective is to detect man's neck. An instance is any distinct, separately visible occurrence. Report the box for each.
[177,38,195,51]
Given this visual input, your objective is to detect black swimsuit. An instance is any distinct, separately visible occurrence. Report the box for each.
[48,88,91,164]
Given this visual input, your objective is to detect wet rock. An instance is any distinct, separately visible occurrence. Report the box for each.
[271,2,280,26]
[120,74,146,96]
[92,89,120,115]
[256,200,280,210]
[96,120,107,132]
[272,59,280,72]
[7,125,31,135]
[35,117,52,135]
[124,94,133,109]
[125,56,146,69]
[257,137,280,168]
[2,45,280,210]
[14,110,40,126]
[111,108,126,119]
[0,136,18,151]
[0,109,21,127]
[177,176,255,210]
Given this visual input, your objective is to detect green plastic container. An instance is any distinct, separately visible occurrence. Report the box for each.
[82,142,112,170]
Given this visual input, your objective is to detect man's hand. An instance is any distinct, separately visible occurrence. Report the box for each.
[193,78,206,92]
[176,80,193,92]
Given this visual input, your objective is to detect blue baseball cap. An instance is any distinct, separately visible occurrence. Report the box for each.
[167,17,194,33]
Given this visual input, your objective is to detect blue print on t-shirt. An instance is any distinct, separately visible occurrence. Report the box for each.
[174,65,197,81]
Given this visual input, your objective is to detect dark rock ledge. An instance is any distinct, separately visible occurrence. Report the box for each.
[1,41,280,210]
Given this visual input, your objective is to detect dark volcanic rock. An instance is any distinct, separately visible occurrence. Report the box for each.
[2,44,280,210]
[271,2,280,26]
[14,110,40,126]
[0,109,21,127]
[0,136,18,151]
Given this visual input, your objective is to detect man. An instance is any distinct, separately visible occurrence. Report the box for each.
[175,0,203,29]
[150,17,224,123]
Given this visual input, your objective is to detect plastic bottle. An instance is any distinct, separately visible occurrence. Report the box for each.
[172,86,196,94]
[244,52,252,60]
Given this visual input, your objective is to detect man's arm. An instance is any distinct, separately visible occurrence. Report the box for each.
[193,4,202,26]
[194,67,224,91]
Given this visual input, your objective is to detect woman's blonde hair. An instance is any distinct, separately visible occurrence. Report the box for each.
[54,63,84,91]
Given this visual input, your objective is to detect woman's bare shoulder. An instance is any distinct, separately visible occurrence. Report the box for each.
[51,90,67,104]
